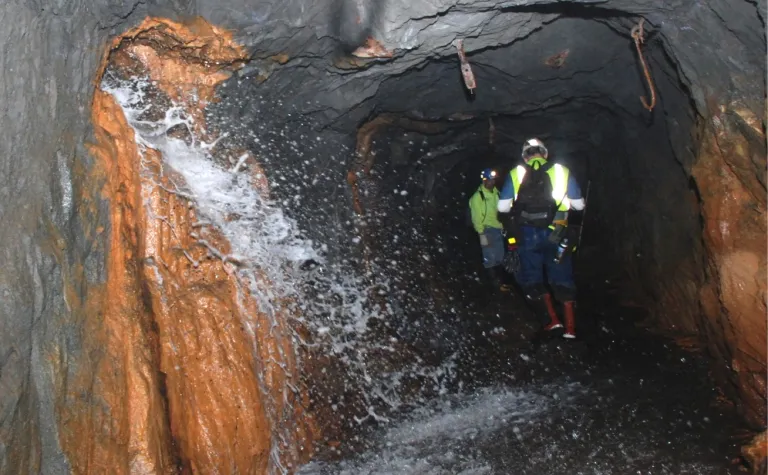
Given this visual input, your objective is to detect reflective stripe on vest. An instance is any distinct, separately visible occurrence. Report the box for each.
[511,165,527,192]
[552,163,570,211]
[510,162,571,211]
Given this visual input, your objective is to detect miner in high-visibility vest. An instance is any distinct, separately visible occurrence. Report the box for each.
[497,138,586,338]
[469,168,511,293]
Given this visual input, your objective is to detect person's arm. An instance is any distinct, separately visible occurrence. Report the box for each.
[498,175,515,213]
[469,194,485,234]
[567,174,585,210]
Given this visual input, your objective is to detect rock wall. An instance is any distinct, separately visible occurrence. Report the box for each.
[691,104,766,429]
[0,8,316,473]
[87,86,280,473]
[614,98,767,434]
[66,81,179,475]
[0,2,124,472]
[85,18,315,472]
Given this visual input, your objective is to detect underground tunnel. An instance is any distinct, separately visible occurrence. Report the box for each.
[0,0,766,474]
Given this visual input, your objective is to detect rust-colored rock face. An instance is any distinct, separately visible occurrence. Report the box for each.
[690,103,766,429]
[137,144,273,474]
[63,82,177,475]
[63,17,314,474]
[109,17,247,134]
[743,431,768,474]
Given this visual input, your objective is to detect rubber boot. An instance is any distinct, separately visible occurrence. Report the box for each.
[485,266,501,291]
[562,301,576,338]
[486,266,511,293]
[542,293,564,331]
[494,265,512,293]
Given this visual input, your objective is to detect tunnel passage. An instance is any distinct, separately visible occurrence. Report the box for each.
[208,0,766,431]
[0,0,766,473]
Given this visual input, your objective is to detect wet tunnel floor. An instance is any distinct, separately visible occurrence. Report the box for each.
[300,274,751,474]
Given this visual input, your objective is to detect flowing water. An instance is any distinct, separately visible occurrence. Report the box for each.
[103,74,746,475]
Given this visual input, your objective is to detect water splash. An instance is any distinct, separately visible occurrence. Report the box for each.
[299,382,587,475]
[101,73,461,470]
[299,375,733,475]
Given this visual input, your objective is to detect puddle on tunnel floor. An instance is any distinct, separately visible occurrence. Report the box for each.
[300,280,748,475]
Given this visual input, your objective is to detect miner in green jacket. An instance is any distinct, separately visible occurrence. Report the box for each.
[469,168,510,292]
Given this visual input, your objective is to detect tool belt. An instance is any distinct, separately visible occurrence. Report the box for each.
[547,212,569,244]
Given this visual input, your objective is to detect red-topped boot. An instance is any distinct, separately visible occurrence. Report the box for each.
[542,293,563,331]
[563,301,577,339]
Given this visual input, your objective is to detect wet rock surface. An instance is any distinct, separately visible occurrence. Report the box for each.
[0,0,765,473]
[93,18,317,472]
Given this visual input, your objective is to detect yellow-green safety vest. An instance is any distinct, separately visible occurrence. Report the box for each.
[509,158,572,212]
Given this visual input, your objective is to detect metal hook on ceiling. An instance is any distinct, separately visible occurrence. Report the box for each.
[630,18,657,112]
[454,39,477,94]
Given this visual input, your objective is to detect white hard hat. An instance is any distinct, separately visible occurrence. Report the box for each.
[522,138,548,159]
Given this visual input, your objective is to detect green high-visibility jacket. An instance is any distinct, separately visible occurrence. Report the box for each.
[469,185,503,234]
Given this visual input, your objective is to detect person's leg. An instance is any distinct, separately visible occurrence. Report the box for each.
[488,228,511,291]
[481,229,502,290]
[517,227,560,328]
[560,300,577,338]
[545,239,578,338]
[480,233,496,270]
[483,228,509,292]
[487,228,505,267]
[515,227,544,290]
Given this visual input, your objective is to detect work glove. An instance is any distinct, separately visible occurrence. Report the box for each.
[479,233,489,247]
[503,250,521,275]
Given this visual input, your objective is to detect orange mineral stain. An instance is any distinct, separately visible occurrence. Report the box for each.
[57,16,315,474]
